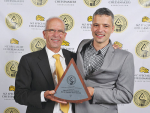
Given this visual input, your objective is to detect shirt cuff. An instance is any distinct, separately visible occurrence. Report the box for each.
[41,91,46,102]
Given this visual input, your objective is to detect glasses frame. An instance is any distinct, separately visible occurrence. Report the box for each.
[44,29,66,35]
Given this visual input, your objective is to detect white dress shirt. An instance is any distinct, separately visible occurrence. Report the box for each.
[40,47,73,113]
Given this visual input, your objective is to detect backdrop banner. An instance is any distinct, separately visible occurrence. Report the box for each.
[0,0,150,113]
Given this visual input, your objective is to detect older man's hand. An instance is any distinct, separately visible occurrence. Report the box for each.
[44,90,67,104]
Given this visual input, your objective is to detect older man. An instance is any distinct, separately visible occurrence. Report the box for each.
[75,7,134,113]
[14,17,76,113]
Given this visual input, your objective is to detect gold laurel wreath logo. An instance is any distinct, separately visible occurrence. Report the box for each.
[87,16,93,22]
[36,15,45,21]
[5,60,19,78]
[59,14,74,32]
[138,0,150,8]
[4,107,20,113]
[5,13,23,30]
[140,67,149,73]
[62,40,70,46]
[31,0,48,7]
[135,40,150,59]
[114,14,128,33]
[10,38,19,44]
[30,38,46,52]
[142,16,150,22]
[9,85,15,91]
[83,0,101,8]
[133,90,150,108]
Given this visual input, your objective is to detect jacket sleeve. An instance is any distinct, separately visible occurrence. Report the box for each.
[14,56,43,109]
[92,53,135,104]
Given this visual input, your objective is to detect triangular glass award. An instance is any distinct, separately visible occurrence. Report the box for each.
[54,58,91,103]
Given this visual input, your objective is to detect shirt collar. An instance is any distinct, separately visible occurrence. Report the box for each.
[88,40,110,56]
[100,43,110,56]
[45,47,64,58]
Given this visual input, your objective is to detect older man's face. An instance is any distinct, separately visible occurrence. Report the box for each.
[43,18,66,52]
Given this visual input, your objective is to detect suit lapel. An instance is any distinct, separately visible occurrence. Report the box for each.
[77,40,92,78]
[78,40,115,76]
[77,52,85,78]
[37,48,55,88]
[62,49,70,66]
[93,43,115,75]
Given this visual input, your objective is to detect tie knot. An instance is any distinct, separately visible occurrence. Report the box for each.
[53,54,60,60]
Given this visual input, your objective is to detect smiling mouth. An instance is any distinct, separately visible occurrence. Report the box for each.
[51,39,60,42]
[95,34,105,37]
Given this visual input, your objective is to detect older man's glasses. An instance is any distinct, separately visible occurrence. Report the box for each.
[44,29,65,35]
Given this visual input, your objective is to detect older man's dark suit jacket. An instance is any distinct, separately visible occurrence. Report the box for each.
[14,47,76,113]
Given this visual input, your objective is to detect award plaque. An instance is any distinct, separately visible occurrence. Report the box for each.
[54,58,91,103]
